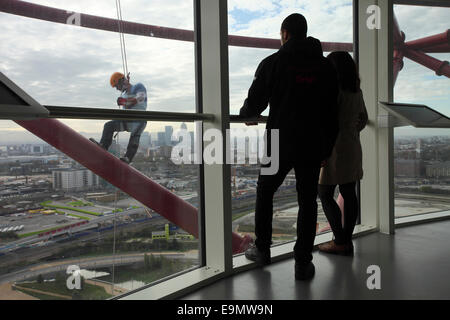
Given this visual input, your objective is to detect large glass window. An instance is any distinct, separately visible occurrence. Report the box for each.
[0,0,205,299]
[0,0,196,112]
[228,1,354,253]
[0,120,201,300]
[393,4,450,219]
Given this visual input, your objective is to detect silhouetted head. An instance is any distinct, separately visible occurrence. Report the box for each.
[280,13,308,45]
[327,51,361,93]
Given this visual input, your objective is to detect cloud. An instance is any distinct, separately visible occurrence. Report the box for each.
[0,0,196,135]
[394,5,450,42]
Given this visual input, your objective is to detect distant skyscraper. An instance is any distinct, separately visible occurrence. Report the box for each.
[157,132,166,147]
[165,126,174,146]
[190,131,194,155]
[416,138,422,157]
[141,132,151,148]
[181,122,187,130]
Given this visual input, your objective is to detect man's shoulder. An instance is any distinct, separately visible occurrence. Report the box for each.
[256,51,279,72]
[261,51,279,64]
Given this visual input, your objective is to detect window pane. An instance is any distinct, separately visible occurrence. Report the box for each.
[0,0,196,112]
[229,122,333,251]
[393,5,450,219]
[228,0,353,114]
[0,120,201,300]
[228,1,354,254]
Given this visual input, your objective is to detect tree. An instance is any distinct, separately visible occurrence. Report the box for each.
[37,274,44,284]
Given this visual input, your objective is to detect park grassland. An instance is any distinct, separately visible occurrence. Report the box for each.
[67,201,93,207]
[41,202,102,216]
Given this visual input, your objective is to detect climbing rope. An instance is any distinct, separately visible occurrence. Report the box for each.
[115,0,128,77]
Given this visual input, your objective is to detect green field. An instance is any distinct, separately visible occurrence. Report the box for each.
[67,201,93,207]
[41,202,102,216]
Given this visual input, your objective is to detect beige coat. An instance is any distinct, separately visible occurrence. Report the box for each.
[319,89,368,185]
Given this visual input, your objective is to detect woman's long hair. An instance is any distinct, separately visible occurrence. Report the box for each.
[327,51,361,93]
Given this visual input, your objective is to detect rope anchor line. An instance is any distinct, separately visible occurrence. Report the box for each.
[115,0,128,78]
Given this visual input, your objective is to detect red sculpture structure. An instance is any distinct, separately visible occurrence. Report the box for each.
[392,14,450,84]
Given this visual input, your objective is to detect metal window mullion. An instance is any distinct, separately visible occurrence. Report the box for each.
[199,0,232,274]
[194,0,206,268]
[358,0,395,233]
[358,0,380,230]
[377,0,395,234]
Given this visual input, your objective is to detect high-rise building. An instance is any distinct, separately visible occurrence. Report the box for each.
[140,132,151,149]
[157,132,166,147]
[31,145,44,154]
[165,126,174,146]
[52,169,100,191]
[190,131,195,156]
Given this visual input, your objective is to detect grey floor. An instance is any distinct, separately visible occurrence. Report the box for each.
[181,220,450,300]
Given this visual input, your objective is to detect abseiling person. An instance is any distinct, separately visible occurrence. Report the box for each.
[90,72,147,164]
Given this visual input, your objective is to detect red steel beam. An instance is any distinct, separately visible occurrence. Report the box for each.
[421,43,450,53]
[403,48,450,78]
[405,30,450,50]
[14,118,252,253]
[0,0,352,52]
[228,34,353,52]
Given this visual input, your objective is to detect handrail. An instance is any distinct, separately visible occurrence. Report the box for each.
[230,115,267,123]
[45,105,215,122]
[45,105,266,123]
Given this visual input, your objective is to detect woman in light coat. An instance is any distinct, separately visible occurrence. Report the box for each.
[318,51,368,255]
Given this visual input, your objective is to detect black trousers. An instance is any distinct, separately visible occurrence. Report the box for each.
[318,182,358,245]
[100,120,146,161]
[254,158,321,265]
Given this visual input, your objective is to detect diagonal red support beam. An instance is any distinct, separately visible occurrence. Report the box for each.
[405,30,450,50]
[403,48,450,78]
[14,118,252,253]
[421,43,450,53]
[0,0,352,52]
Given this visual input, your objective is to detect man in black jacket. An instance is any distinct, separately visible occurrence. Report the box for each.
[240,13,339,280]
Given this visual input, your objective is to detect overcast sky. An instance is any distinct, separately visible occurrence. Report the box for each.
[0,0,448,141]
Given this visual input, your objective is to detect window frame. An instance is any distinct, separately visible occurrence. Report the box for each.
[6,0,450,300]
